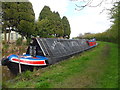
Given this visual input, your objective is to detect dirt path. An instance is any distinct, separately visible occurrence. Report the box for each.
[54,44,111,88]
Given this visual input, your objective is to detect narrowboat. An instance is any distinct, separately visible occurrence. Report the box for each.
[1,38,97,75]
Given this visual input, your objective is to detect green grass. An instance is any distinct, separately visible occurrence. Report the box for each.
[4,41,118,88]
[95,42,118,88]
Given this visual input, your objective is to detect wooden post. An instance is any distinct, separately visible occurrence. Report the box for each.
[18,47,21,74]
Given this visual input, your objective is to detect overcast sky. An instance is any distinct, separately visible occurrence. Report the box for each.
[29,0,115,38]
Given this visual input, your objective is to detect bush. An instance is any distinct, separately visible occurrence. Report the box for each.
[16,38,23,46]
[2,40,6,45]
[3,44,9,50]
[26,38,32,45]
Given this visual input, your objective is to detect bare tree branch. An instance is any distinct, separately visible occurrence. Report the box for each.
[74,0,115,13]
[89,0,104,7]
[75,0,93,11]
[99,7,106,14]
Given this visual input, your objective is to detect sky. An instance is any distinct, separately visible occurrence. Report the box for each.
[29,0,116,38]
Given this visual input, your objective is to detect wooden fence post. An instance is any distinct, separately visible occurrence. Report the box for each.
[18,47,21,74]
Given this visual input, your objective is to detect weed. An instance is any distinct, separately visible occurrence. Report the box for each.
[35,81,50,88]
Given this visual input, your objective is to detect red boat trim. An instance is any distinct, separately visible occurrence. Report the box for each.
[11,58,46,66]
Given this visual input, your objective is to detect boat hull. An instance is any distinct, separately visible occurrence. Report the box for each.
[6,62,34,75]
[1,54,48,75]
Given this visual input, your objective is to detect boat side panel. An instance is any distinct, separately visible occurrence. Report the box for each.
[37,38,90,64]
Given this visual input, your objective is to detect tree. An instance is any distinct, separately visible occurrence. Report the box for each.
[38,6,65,38]
[16,2,35,41]
[52,11,64,37]
[39,6,53,21]
[108,1,119,43]
[38,6,55,37]
[62,16,71,39]
[2,1,35,43]
[2,2,18,43]
[36,18,54,38]
[17,20,35,39]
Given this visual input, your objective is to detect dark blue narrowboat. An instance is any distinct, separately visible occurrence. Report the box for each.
[1,38,97,75]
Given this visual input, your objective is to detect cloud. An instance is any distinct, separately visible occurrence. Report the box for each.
[69,8,113,38]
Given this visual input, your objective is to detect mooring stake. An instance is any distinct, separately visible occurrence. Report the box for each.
[18,47,21,74]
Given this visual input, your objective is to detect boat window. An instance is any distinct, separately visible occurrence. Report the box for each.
[26,39,44,56]
[29,46,36,57]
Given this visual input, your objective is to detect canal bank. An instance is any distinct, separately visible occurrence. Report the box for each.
[1,44,28,85]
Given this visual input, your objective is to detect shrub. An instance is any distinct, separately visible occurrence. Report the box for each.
[16,38,22,46]
[3,44,9,50]
[2,40,6,45]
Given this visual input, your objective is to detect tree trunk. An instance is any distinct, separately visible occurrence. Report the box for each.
[4,30,7,44]
[7,29,11,43]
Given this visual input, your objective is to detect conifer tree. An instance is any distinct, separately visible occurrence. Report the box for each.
[62,16,71,39]
[38,6,70,38]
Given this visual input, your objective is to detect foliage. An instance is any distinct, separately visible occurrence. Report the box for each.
[36,18,53,38]
[62,16,71,39]
[2,81,8,89]
[52,11,64,37]
[3,44,9,50]
[2,2,18,43]
[39,6,52,21]
[16,2,35,39]
[2,40,6,45]
[26,37,32,45]
[2,3,71,42]
[16,38,22,46]
[37,6,71,38]
[2,2,35,42]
